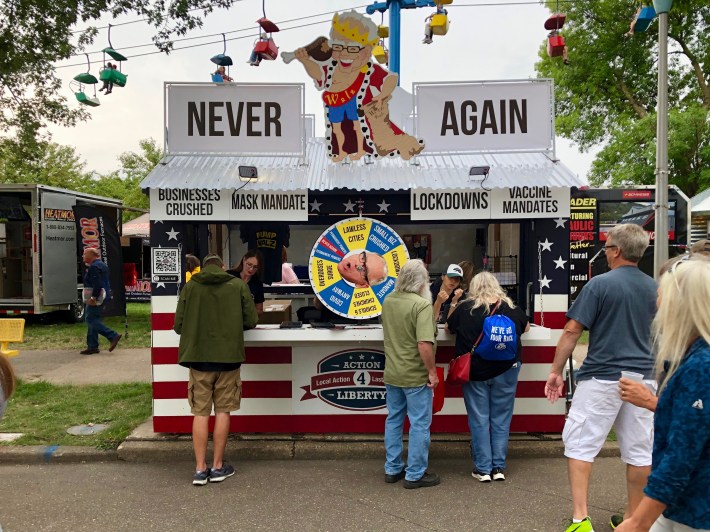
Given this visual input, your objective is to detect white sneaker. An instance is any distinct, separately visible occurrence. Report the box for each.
[491,468,505,481]
[472,469,491,482]
[422,37,433,44]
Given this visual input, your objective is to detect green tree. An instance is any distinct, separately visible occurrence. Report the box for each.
[535,0,709,197]
[0,137,89,188]
[0,0,236,148]
[91,138,161,222]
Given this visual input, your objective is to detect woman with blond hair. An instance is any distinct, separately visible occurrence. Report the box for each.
[0,353,16,421]
[616,257,710,532]
[446,271,529,482]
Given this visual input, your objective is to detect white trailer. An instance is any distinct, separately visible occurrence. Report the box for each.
[0,184,122,322]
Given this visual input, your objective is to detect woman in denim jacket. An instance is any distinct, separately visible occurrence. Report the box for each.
[617,257,710,532]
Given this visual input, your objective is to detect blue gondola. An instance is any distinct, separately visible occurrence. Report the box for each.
[633,5,657,33]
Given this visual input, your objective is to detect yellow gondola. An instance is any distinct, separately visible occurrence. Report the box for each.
[430,13,449,35]
[373,44,388,64]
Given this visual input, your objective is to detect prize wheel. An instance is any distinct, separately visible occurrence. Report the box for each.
[309,217,409,320]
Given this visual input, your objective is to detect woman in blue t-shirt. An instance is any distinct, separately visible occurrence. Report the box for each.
[446,271,529,483]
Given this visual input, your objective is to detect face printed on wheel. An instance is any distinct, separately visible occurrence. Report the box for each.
[337,250,388,288]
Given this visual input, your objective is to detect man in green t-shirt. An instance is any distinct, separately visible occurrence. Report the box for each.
[381,259,440,489]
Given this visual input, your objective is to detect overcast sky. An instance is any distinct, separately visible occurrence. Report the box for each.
[51,0,597,180]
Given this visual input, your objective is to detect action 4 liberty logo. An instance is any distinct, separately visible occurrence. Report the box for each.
[300,349,386,411]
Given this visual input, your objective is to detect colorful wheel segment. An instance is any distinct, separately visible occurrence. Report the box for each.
[309,217,409,320]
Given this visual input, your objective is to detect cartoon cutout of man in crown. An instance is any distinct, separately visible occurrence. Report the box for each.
[286,10,424,162]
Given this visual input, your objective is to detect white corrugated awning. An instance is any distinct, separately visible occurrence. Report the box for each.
[140,138,583,192]
[692,188,710,214]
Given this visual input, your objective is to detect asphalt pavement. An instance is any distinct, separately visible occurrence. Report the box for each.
[0,457,628,531]
[0,346,629,532]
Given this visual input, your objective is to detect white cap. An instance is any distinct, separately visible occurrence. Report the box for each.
[446,264,463,278]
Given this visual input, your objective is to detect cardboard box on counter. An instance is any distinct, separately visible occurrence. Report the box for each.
[260,299,292,325]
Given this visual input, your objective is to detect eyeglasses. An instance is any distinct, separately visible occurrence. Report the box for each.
[355,251,370,285]
[603,245,618,251]
[331,44,365,53]
[244,261,258,271]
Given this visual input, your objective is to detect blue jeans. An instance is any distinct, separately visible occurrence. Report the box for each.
[384,383,433,481]
[462,362,521,473]
[85,304,118,349]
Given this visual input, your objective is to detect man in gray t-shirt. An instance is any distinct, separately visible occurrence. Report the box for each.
[544,224,657,532]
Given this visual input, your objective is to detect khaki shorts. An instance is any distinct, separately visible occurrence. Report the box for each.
[563,377,656,465]
[188,367,242,416]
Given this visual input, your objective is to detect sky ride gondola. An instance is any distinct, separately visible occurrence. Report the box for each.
[70,54,100,107]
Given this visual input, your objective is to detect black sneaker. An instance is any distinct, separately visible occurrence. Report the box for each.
[491,468,506,481]
[192,468,210,486]
[384,469,406,483]
[472,468,492,482]
[209,463,235,483]
[403,472,440,489]
[610,514,624,529]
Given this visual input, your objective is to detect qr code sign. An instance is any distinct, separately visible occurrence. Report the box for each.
[152,248,180,283]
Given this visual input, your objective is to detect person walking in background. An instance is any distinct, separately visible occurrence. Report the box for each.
[616,257,710,532]
[227,250,265,316]
[545,224,658,532]
[174,254,258,486]
[185,254,201,282]
[381,259,440,489]
[446,271,529,482]
[0,353,16,421]
[431,264,465,324]
[81,248,121,355]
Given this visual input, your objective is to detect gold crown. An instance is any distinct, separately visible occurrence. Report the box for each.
[332,13,379,46]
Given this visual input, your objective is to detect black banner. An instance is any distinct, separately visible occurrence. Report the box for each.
[73,205,126,317]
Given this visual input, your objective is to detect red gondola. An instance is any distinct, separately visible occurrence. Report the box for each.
[547,34,566,57]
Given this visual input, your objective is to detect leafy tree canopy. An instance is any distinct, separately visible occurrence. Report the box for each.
[0,137,160,222]
[0,0,236,147]
[535,0,709,197]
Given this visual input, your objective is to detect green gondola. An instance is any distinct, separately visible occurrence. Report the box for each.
[73,73,98,84]
[99,67,128,87]
[74,91,100,107]
[102,47,128,62]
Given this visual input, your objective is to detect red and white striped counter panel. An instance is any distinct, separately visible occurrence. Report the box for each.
[151,295,566,433]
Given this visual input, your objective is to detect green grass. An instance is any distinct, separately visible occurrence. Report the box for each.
[0,380,152,450]
[21,303,151,350]
[579,331,589,345]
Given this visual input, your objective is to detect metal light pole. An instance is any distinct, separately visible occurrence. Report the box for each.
[653,0,672,276]
[366,0,437,84]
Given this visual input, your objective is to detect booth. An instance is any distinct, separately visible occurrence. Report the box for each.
[142,79,582,434]
[121,212,151,302]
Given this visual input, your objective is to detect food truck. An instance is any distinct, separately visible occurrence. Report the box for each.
[141,74,586,435]
[0,184,123,321]
[568,186,690,302]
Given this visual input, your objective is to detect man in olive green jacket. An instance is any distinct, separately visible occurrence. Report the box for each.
[174,254,258,486]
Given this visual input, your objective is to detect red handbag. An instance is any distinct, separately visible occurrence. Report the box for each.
[446,303,501,385]
[432,366,445,414]
[446,351,472,385]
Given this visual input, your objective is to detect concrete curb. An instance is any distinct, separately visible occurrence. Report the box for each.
[0,445,118,464]
[2,418,621,464]
[115,438,621,463]
[0,439,621,465]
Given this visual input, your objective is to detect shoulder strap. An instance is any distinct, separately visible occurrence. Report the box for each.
[472,301,502,350]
